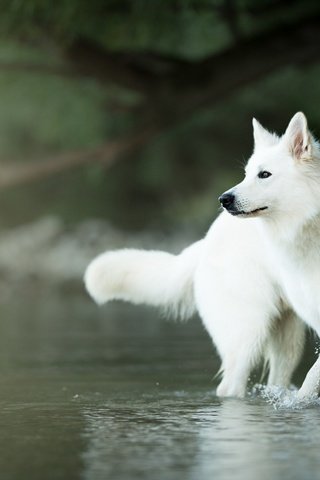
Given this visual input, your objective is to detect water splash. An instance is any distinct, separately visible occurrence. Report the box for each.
[250,384,320,410]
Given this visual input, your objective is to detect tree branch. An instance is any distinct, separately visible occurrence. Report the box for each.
[1,10,320,189]
[0,126,159,188]
[65,39,173,94]
[65,10,320,104]
[6,9,320,103]
[150,12,320,119]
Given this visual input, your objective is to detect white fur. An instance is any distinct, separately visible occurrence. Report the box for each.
[85,112,320,400]
[84,241,204,318]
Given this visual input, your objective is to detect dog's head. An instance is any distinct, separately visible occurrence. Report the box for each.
[219,112,320,222]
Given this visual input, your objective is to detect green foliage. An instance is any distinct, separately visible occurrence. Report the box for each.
[0,0,230,56]
[1,0,318,58]
[0,1,319,230]
[0,73,106,157]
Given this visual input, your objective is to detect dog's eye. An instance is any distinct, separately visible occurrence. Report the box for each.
[258,171,272,179]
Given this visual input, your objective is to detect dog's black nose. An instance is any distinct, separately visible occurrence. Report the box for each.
[219,193,235,209]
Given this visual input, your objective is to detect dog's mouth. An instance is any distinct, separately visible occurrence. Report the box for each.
[229,206,268,217]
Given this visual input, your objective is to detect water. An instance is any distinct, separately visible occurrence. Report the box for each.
[0,285,319,480]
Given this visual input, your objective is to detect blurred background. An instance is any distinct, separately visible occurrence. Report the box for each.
[0,2,319,478]
[0,1,317,349]
[0,0,318,238]
[0,0,318,283]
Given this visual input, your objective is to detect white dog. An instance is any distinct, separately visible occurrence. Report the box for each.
[85,112,320,400]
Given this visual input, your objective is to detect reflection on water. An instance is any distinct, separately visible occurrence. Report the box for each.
[81,393,320,480]
[0,286,319,480]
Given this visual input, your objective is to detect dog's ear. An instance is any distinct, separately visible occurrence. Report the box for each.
[284,112,312,161]
[252,118,278,149]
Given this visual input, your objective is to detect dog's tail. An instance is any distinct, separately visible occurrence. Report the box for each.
[84,240,203,319]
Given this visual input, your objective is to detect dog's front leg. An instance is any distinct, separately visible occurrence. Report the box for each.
[297,356,320,400]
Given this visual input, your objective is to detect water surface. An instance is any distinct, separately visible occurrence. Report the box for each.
[0,286,319,480]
